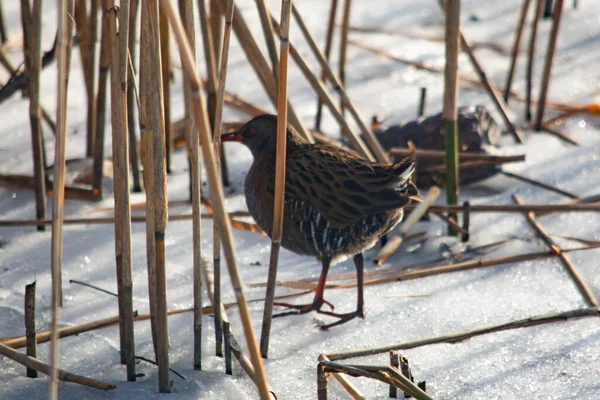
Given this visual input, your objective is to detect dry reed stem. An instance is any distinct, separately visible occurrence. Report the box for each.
[314,0,338,132]
[526,0,544,121]
[375,187,440,265]
[86,0,99,157]
[260,0,292,360]
[439,0,524,143]
[339,0,351,121]
[92,4,111,198]
[325,307,600,361]
[199,0,223,360]
[254,0,279,78]
[212,0,312,143]
[159,1,271,398]
[160,6,172,173]
[539,123,579,146]
[140,0,170,392]
[25,281,37,378]
[389,148,525,163]
[127,0,142,192]
[178,0,203,371]
[210,0,222,68]
[210,0,236,360]
[318,354,366,400]
[20,0,46,231]
[421,158,525,173]
[512,194,598,307]
[501,170,578,199]
[49,1,71,396]
[534,0,565,131]
[290,5,390,163]
[504,0,532,102]
[0,342,116,390]
[107,0,136,381]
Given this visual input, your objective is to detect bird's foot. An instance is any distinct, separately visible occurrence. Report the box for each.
[273,298,335,318]
[316,308,365,331]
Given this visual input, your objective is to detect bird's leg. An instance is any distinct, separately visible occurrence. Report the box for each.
[317,253,366,330]
[273,257,334,317]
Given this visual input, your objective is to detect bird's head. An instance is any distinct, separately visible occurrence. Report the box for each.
[221,114,305,158]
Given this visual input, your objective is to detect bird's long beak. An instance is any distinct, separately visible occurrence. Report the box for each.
[220,130,243,142]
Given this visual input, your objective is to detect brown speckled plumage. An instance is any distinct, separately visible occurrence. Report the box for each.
[223,114,418,329]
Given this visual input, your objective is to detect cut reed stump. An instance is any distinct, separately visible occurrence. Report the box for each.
[25,281,37,378]
[534,0,564,131]
[20,0,46,231]
[107,1,136,381]
[442,0,459,238]
[159,1,272,397]
[260,0,293,360]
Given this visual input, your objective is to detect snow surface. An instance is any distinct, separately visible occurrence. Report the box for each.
[1,0,600,399]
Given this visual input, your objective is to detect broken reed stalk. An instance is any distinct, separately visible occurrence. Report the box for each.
[107,0,136,381]
[318,354,366,400]
[339,0,351,121]
[422,157,525,172]
[178,0,203,371]
[92,5,111,199]
[0,342,116,391]
[159,1,271,398]
[319,361,432,400]
[199,0,223,359]
[127,0,142,192]
[254,0,279,78]
[290,4,390,163]
[534,0,564,131]
[314,0,338,132]
[140,0,170,392]
[526,0,544,121]
[25,281,37,378]
[210,0,236,360]
[389,148,525,163]
[20,0,46,231]
[375,187,440,265]
[325,307,600,362]
[213,0,312,143]
[501,170,578,199]
[269,13,377,162]
[504,0,532,103]
[260,0,292,360]
[513,194,598,306]
[438,0,524,144]
[49,1,70,397]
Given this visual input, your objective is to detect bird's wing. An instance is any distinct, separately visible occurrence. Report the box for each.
[285,145,418,229]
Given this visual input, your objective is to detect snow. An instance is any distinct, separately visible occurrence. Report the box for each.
[1,0,600,399]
